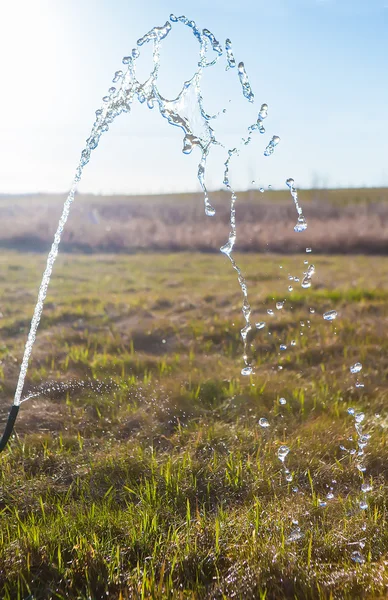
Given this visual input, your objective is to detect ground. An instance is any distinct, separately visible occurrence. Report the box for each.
[0,250,388,599]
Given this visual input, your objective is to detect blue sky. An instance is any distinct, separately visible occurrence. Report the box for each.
[0,0,387,194]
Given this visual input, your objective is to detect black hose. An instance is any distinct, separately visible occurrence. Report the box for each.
[0,405,19,453]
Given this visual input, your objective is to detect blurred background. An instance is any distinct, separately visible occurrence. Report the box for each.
[0,0,387,256]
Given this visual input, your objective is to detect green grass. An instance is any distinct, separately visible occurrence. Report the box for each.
[0,251,388,599]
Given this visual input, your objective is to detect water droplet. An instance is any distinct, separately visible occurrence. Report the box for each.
[122,56,131,64]
[290,340,296,346]
[112,70,123,83]
[319,500,327,508]
[258,103,268,121]
[280,344,287,351]
[323,310,337,321]
[286,178,294,188]
[347,407,355,415]
[306,247,312,253]
[256,322,266,330]
[277,445,290,462]
[359,500,368,510]
[351,551,365,564]
[350,362,362,374]
[259,187,264,193]
[361,483,372,493]
[241,366,253,376]
[287,527,303,543]
[267,309,274,316]
[264,135,280,156]
[301,279,311,289]
[356,381,365,388]
[204,195,216,217]
[285,472,293,482]
[259,417,270,428]
[309,308,315,314]
[288,286,293,292]
[279,397,287,405]
[276,301,284,310]
[294,216,308,232]
[205,204,216,217]
[355,412,365,424]
[326,492,334,500]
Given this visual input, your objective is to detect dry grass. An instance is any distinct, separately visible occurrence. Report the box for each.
[1,187,387,254]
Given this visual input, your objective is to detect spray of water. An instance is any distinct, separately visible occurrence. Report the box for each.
[0,15,307,455]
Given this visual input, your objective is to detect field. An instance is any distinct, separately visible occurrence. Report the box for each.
[0,187,387,254]
[0,248,388,599]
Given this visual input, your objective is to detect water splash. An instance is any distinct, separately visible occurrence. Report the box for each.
[264,135,280,156]
[278,445,290,462]
[301,264,315,289]
[225,38,236,69]
[287,526,303,543]
[278,445,292,482]
[237,62,254,102]
[20,378,118,404]
[11,14,308,406]
[286,178,308,232]
[14,185,77,405]
[220,147,258,375]
[245,103,268,144]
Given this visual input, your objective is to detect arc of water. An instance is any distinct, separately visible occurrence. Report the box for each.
[0,16,223,451]
[0,14,307,452]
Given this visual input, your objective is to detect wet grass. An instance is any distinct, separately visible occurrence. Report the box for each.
[0,251,388,599]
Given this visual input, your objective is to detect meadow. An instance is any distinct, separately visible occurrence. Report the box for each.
[0,248,387,599]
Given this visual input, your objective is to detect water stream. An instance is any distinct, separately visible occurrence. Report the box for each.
[13,14,308,406]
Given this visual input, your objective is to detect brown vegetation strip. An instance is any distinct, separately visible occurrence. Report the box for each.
[1,187,387,254]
